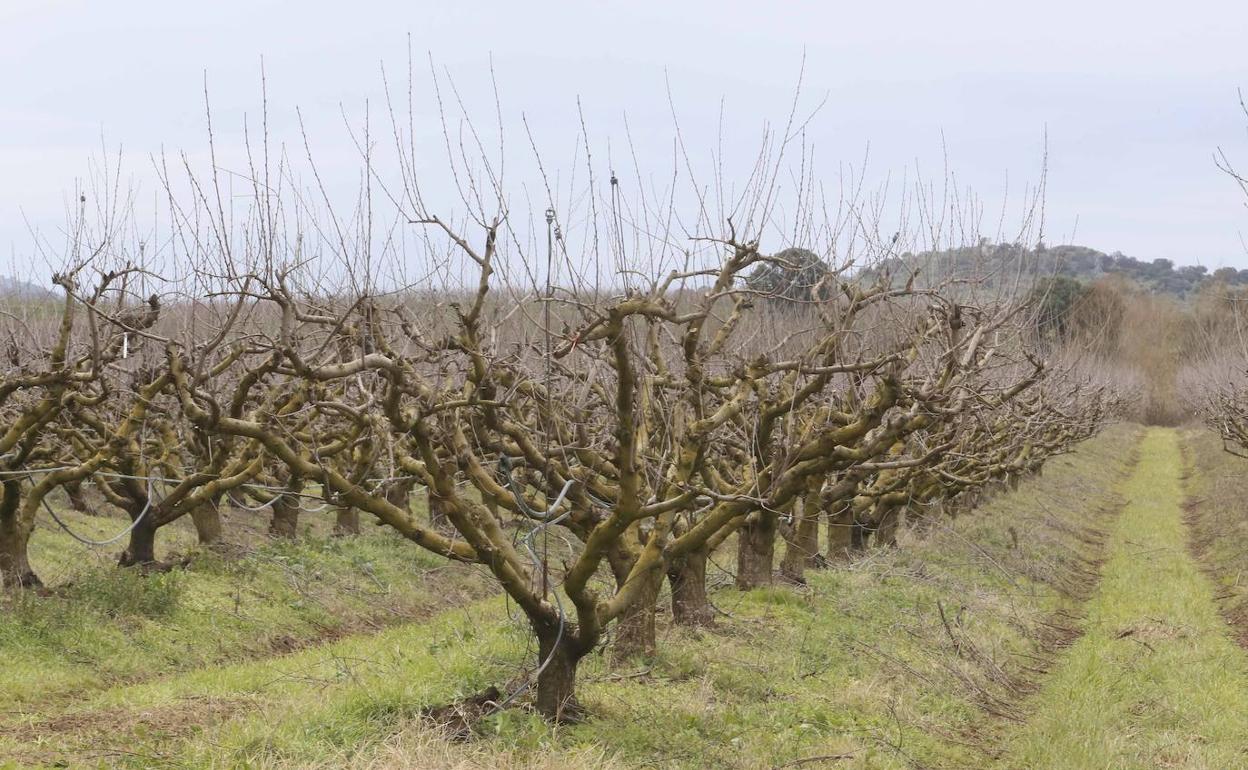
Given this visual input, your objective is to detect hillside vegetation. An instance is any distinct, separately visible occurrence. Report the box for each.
[874,241,1241,297]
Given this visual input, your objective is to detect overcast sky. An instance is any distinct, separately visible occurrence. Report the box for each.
[3,0,1248,278]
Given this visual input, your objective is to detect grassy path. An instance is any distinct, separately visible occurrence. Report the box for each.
[1001,428,1248,769]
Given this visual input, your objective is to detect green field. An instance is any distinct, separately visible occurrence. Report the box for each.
[5,425,1248,768]
[1001,429,1248,768]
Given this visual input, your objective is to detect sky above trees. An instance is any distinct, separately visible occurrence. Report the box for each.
[3,0,1247,278]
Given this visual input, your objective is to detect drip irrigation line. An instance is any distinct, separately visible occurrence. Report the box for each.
[40,478,159,547]
[295,499,332,513]
[492,208,571,715]
[492,471,576,712]
[225,490,282,512]
[0,465,76,478]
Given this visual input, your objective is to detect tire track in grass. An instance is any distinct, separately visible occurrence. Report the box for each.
[999,428,1248,769]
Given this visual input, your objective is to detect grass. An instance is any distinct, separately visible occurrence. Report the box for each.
[0,424,1142,768]
[999,428,1248,769]
[0,497,492,715]
[1181,426,1248,646]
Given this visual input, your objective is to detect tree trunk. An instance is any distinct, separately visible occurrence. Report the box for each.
[961,488,981,512]
[0,480,38,588]
[64,480,89,513]
[119,512,158,567]
[610,568,662,663]
[781,492,820,584]
[874,505,903,547]
[534,624,583,722]
[849,514,870,553]
[0,525,38,588]
[333,506,361,537]
[667,546,713,626]
[907,498,940,533]
[383,477,417,511]
[190,501,223,546]
[269,482,302,539]
[826,499,854,561]
[428,490,451,531]
[736,513,776,590]
[269,502,298,538]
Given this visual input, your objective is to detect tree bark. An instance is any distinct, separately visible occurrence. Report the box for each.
[119,511,158,567]
[826,499,854,561]
[961,488,981,513]
[269,478,302,539]
[190,501,223,546]
[64,480,89,513]
[736,512,776,589]
[0,480,39,588]
[667,546,713,626]
[534,624,584,722]
[874,504,903,548]
[780,491,820,584]
[269,502,298,538]
[610,568,662,662]
[849,513,870,553]
[382,477,417,511]
[427,489,451,531]
[333,506,361,536]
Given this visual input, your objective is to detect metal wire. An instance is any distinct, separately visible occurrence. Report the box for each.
[225,490,282,511]
[40,477,159,547]
[492,467,576,712]
[491,208,576,713]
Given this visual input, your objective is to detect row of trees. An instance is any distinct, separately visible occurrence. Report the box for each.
[0,77,1122,720]
[1187,283,1248,451]
[0,247,1120,719]
[1171,100,1248,438]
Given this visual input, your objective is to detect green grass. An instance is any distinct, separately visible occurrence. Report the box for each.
[0,500,491,717]
[999,428,1248,769]
[1182,427,1248,646]
[0,425,1143,769]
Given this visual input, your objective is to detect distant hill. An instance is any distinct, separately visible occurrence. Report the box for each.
[871,241,1240,297]
[0,276,55,299]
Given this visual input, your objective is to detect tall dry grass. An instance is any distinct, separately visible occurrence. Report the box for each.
[1062,276,1189,426]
